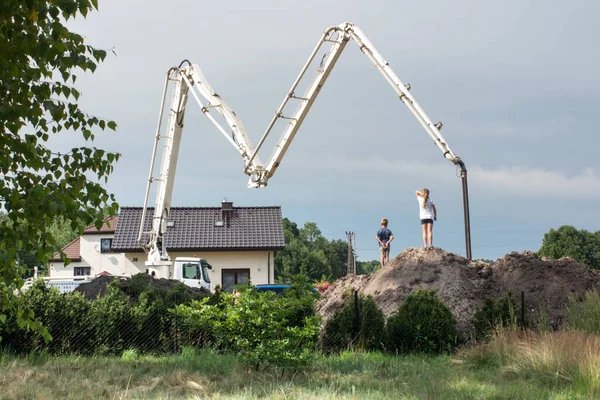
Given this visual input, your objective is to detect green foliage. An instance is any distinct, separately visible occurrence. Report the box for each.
[0,1,119,339]
[275,218,350,282]
[538,226,600,270]
[472,292,517,340]
[321,294,386,353]
[356,260,380,275]
[566,289,600,334]
[175,289,319,370]
[386,289,459,354]
[1,275,206,355]
[282,274,320,328]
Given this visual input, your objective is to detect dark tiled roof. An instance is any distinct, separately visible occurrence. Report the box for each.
[83,215,118,234]
[112,206,285,252]
[50,237,81,262]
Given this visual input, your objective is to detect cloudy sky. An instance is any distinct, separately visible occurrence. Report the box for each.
[55,0,599,262]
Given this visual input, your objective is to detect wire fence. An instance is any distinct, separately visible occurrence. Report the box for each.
[319,288,530,354]
[2,287,531,357]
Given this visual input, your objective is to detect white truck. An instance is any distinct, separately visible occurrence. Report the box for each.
[29,22,471,293]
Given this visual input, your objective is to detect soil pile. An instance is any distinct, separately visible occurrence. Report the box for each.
[75,274,211,301]
[316,247,600,332]
[493,252,600,328]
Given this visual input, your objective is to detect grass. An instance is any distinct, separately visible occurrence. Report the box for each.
[462,329,600,397]
[0,345,595,400]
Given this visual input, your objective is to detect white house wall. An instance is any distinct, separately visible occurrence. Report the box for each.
[121,250,276,288]
[50,234,277,289]
[49,259,88,278]
[49,233,127,278]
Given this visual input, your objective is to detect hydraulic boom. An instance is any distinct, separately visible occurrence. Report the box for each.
[138,22,472,270]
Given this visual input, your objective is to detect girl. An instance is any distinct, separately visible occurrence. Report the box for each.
[416,188,437,248]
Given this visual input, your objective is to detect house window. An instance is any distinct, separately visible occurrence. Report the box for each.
[100,238,112,253]
[74,267,91,276]
[222,269,250,293]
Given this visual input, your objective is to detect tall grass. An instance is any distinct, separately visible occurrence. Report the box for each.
[463,290,600,394]
[566,289,600,333]
[464,329,600,394]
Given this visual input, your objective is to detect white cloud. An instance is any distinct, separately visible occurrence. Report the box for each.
[289,154,600,200]
[470,166,600,199]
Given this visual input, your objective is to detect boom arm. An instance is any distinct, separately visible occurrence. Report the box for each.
[139,22,472,266]
[245,22,462,186]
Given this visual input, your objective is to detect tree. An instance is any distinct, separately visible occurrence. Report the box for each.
[0,1,119,338]
[357,260,380,275]
[275,218,380,282]
[538,226,600,270]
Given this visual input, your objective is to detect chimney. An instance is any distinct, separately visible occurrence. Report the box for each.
[221,199,233,211]
[220,198,233,228]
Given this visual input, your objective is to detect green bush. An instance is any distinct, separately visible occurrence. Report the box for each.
[566,289,600,334]
[1,275,204,355]
[175,289,319,370]
[320,293,385,353]
[1,280,92,354]
[282,274,319,328]
[386,289,459,354]
[472,292,516,340]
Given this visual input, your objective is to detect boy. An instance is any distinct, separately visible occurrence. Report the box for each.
[376,218,394,267]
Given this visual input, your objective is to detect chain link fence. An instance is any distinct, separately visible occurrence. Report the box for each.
[1,307,201,356]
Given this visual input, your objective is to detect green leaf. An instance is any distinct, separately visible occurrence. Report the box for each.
[107,121,117,130]
[0,0,118,343]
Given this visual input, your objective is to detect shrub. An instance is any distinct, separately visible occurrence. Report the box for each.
[1,280,92,354]
[386,289,459,354]
[282,274,319,328]
[175,289,319,370]
[566,289,600,334]
[315,280,330,293]
[321,293,385,353]
[1,276,202,355]
[472,292,516,340]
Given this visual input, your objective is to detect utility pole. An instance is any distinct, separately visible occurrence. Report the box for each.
[353,233,357,275]
[345,231,356,275]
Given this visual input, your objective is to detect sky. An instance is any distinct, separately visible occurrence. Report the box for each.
[52,0,600,263]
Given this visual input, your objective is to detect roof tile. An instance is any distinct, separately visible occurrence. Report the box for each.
[50,237,81,261]
[112,206,285,252]
[83,215,119,234]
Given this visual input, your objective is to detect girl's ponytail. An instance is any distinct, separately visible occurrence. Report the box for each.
[422,188,430,208]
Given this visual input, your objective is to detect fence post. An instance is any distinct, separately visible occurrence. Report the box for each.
[174,291,179,354]
[353,290,359,343]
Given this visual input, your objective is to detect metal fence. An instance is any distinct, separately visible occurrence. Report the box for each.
[1,287,530,357]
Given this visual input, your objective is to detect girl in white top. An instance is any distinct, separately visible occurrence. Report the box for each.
[416,188,437,248]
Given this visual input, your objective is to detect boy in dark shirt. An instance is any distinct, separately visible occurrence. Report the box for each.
[376,218,394,267]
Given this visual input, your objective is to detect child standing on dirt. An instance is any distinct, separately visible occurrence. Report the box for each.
[416,189,436,248]
[376,218,394,267]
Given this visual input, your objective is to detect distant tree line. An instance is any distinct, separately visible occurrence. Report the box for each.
[538,225,600,270]
[274,218,380,283]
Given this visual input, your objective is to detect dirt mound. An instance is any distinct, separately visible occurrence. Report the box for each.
[316,247,600,332]
[75,274,211,301]
[74,275,120,300]
[493,252,600,328]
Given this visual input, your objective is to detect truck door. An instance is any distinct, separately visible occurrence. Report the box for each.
[180,262,203,288]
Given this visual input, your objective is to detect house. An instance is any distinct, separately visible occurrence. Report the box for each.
[49,215,119,278]
[49,201,285,292]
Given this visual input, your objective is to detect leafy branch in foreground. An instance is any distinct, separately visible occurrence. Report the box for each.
[0,0,119,339]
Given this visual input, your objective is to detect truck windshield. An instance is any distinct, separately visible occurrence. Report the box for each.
[182,263,200,280]
[201,263,211,283]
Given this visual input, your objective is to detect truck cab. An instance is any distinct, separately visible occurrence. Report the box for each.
[172,257,212,290]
